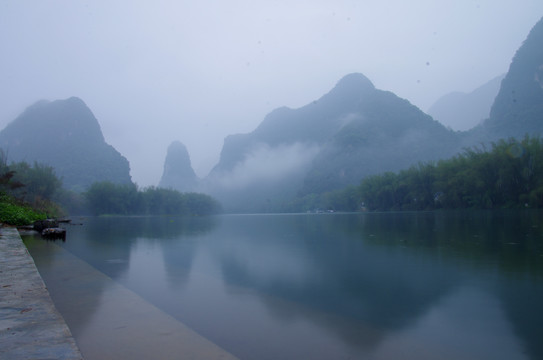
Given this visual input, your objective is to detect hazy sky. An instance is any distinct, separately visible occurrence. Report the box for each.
[1,1,542,186]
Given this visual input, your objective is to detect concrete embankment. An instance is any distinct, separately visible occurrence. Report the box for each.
[0,226,83,359]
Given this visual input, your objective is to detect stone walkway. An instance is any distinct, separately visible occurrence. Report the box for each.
[0,226,83,359]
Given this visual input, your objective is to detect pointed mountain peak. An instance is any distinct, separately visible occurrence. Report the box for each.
[159,141,199,192]
[167,140,189,153]
[315,73,376,109]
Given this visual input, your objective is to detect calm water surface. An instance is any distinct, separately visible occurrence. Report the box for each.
[24,212,543,360]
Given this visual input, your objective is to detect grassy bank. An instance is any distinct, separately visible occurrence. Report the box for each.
[0,194,46,226]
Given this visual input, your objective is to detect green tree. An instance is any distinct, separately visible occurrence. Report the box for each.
[85,182,140,215]
[184,192,222,216]
[85,182,221,216]
[350,136,543,211]
[10,161,62,203]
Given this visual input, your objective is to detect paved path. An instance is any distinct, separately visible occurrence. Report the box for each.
[0,226,83,359]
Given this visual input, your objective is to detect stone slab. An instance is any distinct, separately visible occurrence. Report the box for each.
[0,226,83,360]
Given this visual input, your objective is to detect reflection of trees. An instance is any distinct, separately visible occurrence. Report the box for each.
[213,214,460,351]
[81,215,218,241]
[61,216,217,279]
[27,213,543,358]
[328,211,543,358]
[500,278,543,360]
[213,212,543,354]
[26,216,217,338]
[357,210,543,276]
[354,211,543,359]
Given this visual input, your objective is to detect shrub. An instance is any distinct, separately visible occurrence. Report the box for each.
[0,195,46,226]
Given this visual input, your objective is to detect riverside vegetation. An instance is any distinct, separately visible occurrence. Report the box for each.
[298,136,543,212]
[3,136,543,224]
[0,156,58,225]
[0,151,221,226]
[84,181,221,216]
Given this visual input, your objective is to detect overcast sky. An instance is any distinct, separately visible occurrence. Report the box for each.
[1,1,542,186]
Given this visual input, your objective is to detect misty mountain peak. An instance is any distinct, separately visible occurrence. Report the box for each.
[312,72,377,115]
[333,73,375,95]
[207,71,458,211]
[427,74,504,131]
[250,73,377,147]
[0,97,131,190]
[8,96,105,144]
[158,141,198,192]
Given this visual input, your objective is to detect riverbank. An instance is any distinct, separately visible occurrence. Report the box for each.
[0,226,83,359]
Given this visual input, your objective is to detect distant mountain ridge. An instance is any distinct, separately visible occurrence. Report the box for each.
[301,74,459,195]
[427,74,504,131]
[192,16,543,211]
[200,73,460,211]
[210,73,376,175]
[0,97,132,191]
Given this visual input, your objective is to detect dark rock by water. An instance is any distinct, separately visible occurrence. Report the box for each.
[41,227,66,240]
[33,219,59,232]
[33,219,66,240]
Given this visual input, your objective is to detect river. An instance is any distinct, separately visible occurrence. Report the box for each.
[23,211,543,360]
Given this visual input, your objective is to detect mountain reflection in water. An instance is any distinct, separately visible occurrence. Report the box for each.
[24,212,543,360]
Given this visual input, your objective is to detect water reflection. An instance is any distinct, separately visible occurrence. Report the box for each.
[201,212,542,358]
[209,214,459,354]
[61,216,217,278]
[369,286,528,360]
[499,276,543,360]
[25,212,543,360]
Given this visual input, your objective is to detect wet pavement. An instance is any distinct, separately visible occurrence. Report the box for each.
[0,226,83,359]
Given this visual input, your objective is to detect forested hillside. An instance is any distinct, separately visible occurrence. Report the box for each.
[301,85,458,195]
[356,136,543,211]
[0,97,132,191]
[203,73,460,212]
[483,16,543,139]
[195,16,543,212]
